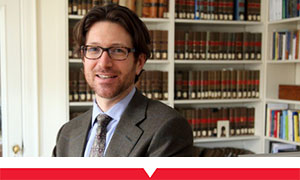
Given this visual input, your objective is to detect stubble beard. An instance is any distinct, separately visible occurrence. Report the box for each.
[85,67,136,100]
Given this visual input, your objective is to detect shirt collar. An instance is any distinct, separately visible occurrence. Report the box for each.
[91,87,136,125]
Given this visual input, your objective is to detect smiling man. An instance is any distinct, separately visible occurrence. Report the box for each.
[53,4,193,157]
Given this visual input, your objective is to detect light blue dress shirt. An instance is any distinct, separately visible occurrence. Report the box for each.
[84,87,136,157]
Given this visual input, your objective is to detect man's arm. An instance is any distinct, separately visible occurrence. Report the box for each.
[147,116,194,157]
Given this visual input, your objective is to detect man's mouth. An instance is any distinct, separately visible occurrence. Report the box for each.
[96,74,117,79]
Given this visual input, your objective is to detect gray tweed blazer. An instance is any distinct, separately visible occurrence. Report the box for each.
[52,91,194,157]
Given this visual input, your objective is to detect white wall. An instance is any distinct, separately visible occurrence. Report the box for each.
[36,0,68,156]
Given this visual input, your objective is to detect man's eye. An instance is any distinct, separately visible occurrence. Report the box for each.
[87,47,100,53]
[111,48,126,54]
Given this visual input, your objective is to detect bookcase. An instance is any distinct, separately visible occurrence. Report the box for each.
[264,0,300,153]
[67,0,266,154]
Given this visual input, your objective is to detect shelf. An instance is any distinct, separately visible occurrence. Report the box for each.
[69,59,82,63]
[70,102,93,107]
[194,135,260,143]
[175,60,262,65]
[174,98,261,105]
[268,17,300,25]
[69,14,83,20]
[267,60,300,64]
[140,18,170,23]
[175,19,262,25]
[146,60,170,64]
[265,137,300,146]
[266,98,300,105]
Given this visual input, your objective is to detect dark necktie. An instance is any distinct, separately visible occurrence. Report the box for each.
[89,114,112,157]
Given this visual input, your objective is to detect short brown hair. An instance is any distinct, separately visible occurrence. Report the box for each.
[73,4,151,60]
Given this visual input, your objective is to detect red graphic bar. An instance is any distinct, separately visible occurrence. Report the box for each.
[0,168,299,180]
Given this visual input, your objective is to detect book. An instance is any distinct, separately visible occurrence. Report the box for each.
[247,107,255,135]
[78,69,87,101]
[175,71,183,99]
[162,71,168,100]
[149,0,158,18]
[188,71,197,99]
[136,0,143,17]
[175,30,185,60]
[142,0,151,17]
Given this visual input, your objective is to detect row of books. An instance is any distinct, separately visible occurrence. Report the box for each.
[177,107,255,138]
[69,70,95,102]
[136,70,168,100]
[175,31,262,60]
[175,0,261,21]
[266,104,300,142]
[272,30,300,61]
[149,30,168,60]
[269,0,300,21]
[175,69,260,100]
[68,0,169,18]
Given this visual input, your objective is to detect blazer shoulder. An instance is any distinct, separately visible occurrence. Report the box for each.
[60,108,92,133]
[147,99,184,120]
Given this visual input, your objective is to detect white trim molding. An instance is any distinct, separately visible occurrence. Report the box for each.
[20,0,39,156]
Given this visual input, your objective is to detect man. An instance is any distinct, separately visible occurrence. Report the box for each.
[53,4,193,157]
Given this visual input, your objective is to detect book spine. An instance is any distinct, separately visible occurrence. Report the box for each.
[78,0,82,15]
[235,32,243,60]
[86,84,93,101]
[188,71,197,99]
[152,30,162,59]
[127,0,136,13]
[73,0,78,15]
[69,0,73,14]
[254,33,262,60]
[162,71,168,100]
[149,0,158,18]
[175,0,180,18]
[196,71,202,99]
[188,31,194,59]
[145,71,152,99]
[175,71,183,99]
[229,108,235,135]
[142,0,151,17]
[87,0,93,12]
[161,30,168,60]
[82,0,87,15]
[182,71,189,99]
[200,31,207,60]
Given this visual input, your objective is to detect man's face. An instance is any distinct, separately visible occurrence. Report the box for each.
[83,21,144,100]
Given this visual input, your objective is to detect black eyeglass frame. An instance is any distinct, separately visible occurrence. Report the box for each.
[81,45,136,61]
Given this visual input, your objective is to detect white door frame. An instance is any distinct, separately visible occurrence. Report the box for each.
[0,0,39,156]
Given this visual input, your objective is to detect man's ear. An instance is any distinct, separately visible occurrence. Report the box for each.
[136,54,146,75]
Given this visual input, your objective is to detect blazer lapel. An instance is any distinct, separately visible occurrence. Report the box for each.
[68,108,92,156]
[105,91,148,157]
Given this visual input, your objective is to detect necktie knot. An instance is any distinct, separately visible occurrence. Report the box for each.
[97,114,112,128]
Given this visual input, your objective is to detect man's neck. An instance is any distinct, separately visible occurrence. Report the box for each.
[95,85,135,112]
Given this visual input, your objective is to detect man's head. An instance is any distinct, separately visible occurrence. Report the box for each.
[74,4,151,62]
[73,5,151,104]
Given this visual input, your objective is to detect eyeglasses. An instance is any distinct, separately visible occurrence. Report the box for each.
[81,45,135,61]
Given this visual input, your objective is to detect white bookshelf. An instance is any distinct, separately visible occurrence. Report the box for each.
[67,0,266,154]
[194,135,260,143]
[265,137,300,146]
[175,60,262,65]
[265,0,300,153]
